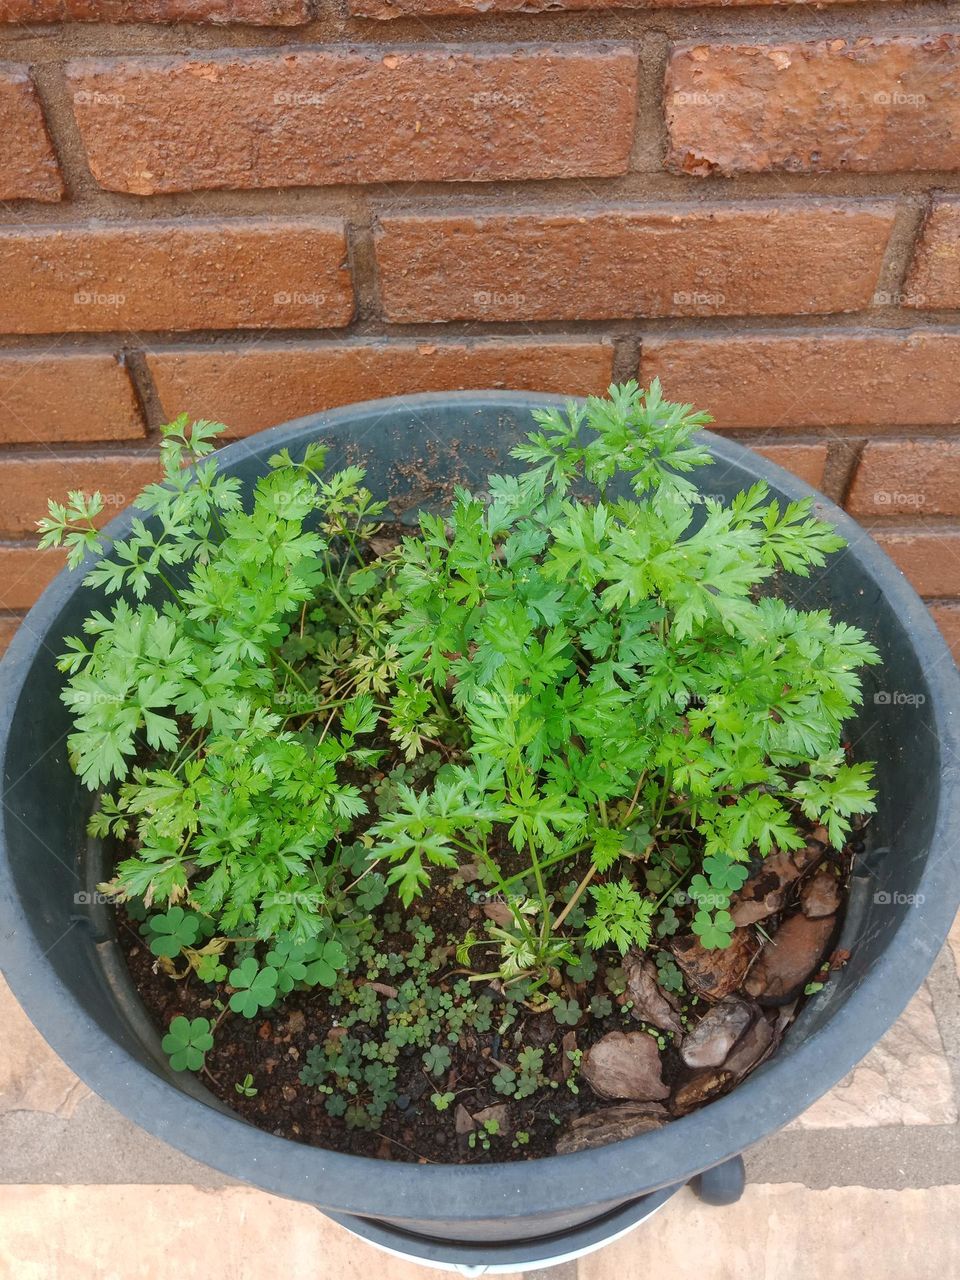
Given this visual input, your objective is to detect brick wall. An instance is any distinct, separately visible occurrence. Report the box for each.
[0,2,958,663]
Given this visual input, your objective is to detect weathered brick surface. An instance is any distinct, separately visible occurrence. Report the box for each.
[0,454,160,538]
[146,339,615,436]
[930,605,960,662]
[871,530,960,599]
[846,442,960,518]
[375,204,894,322]
[0,616,18,655]
[0,1,309,21]
[754,443,827,490]
[665,35,960,177]
[642,331,960,430]
[67,46,638,194]
[352,0,887,14]
[0,352,144,443]
[0,545,65,610]
[0,221,353,334]
[0,66,62,201]
[905,201,960,310]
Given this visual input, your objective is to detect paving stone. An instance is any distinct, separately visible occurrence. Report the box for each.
[0,975,90,1119]
[787,983,956,1129]
[0,1184,521,1279]
[948,909,960,981]
[581,1183,960,1280]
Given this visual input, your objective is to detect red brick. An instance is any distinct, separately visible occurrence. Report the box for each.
[0,454,160,537]
[0,352,144,444]
[754,444,827,490]
[665,35,960,176]
[352,0,887,13]
[846,442,960,518]
[0,616,19,654]
[0,545,66,610]
[0,221,353,334]
[642,331,960,430]
[870,530,960,599]
[66,46,637,194]
[375,203,893,323]
[0,1,309,21]
[145,338,615,436]
[929,605,960,665]
[0,66,62,201]
[905,201,960,309]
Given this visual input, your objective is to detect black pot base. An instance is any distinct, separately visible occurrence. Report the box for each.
[324,1156,746,1272]
[327,1183,683,1273]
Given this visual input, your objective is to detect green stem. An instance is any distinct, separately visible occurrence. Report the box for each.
[274,653,312,695]
[526,836,552,947]
[653,765,673,830]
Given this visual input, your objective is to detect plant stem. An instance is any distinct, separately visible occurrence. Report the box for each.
[274,652,312,695]
[526,836,552,947]
[553,863,598,931]
[620,772,647,827]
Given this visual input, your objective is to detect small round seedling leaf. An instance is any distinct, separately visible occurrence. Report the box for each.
[228,957,279,1018]
[161,1015,214,1072]
[145,906,201,959]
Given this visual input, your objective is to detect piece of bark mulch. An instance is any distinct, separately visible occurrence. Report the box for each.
[671,1069,733,1116]
[729,830,828,927]
[556,1102,668,1154]
[671,928,759,1000]
[581,1031,670,1101]
[744,912,837,1005]
[623,951,683,1035]
[801,870,842,919]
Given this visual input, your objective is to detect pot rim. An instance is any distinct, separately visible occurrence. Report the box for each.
[2,390,959,1222]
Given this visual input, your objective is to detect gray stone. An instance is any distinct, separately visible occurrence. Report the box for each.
[680,997,755,1069]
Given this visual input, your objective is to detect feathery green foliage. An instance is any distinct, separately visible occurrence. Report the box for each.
[41,382,879,1019]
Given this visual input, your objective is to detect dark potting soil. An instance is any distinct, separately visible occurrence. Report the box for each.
[114,822,858,1165]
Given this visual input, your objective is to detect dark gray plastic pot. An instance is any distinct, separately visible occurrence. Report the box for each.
[1,393,959,1271]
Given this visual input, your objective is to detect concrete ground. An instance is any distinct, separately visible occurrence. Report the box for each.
[1,914,958,1280]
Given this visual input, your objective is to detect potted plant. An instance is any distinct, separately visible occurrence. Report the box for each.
[2,385,958,1270]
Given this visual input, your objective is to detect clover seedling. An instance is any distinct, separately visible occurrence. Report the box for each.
[228,958,279,1018]
[145,907,201,959]
[551,997,581,1028]
[162,1015,213,1072]
[422,1044,452,1076]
